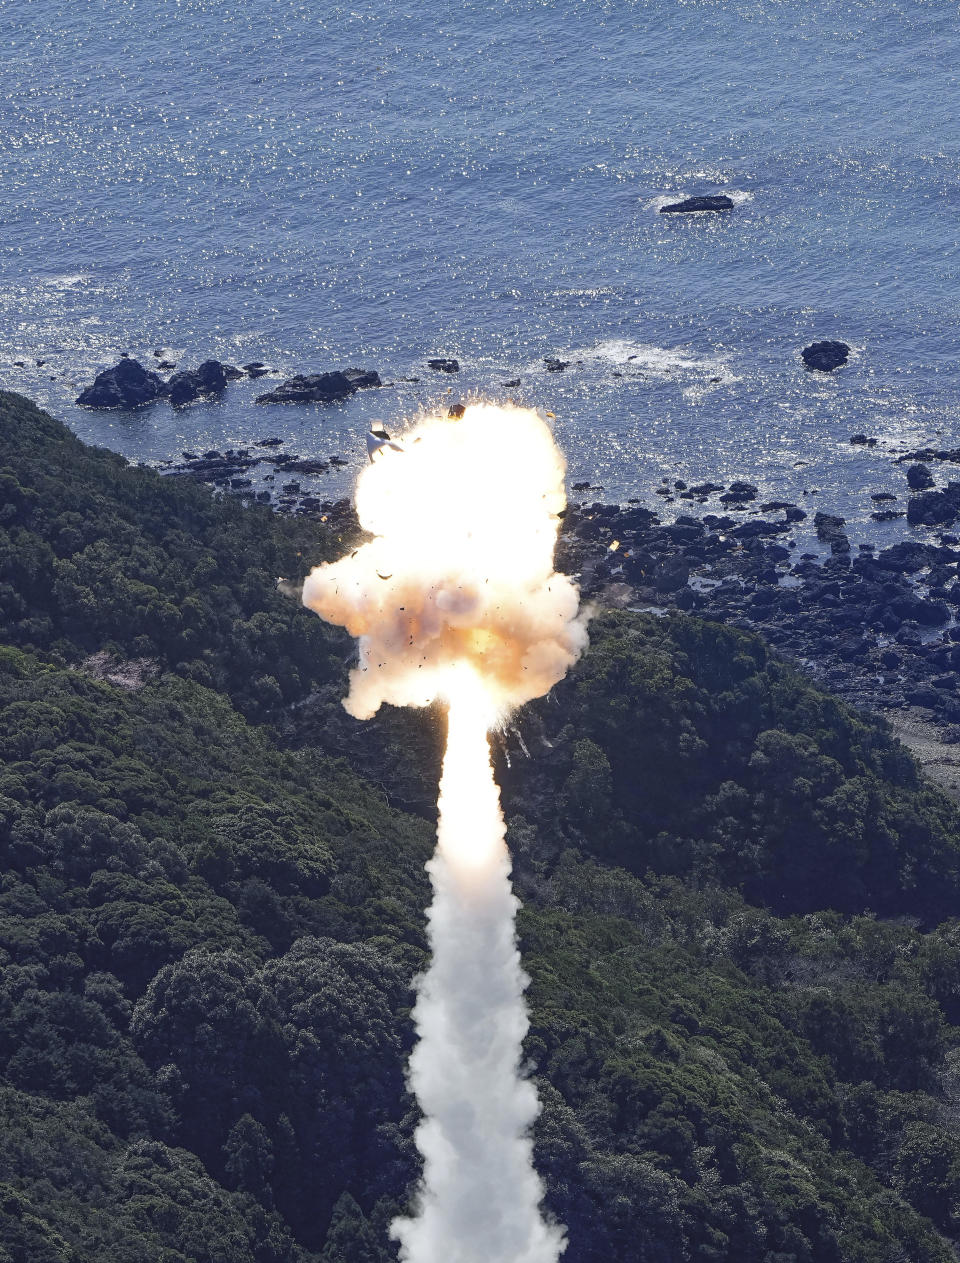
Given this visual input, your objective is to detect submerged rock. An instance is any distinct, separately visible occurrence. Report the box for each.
[801,341,850,372]
[76,359,165,409]
[660,195,735,214]
[543,357,570,372]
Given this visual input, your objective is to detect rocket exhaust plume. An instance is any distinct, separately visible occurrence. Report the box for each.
[302,401,588,1262]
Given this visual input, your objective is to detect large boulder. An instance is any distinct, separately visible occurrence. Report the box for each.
[660,195,734,214]
[801,341,850,372]
[814,511,850,554]
[76,359,165,409]
[164,360,233,406]
[906,463,935,491]
[907,483,960,527]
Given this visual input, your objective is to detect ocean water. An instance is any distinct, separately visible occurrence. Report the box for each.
[1,0,959,542]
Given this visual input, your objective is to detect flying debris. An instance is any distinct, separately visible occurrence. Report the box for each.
[367,424,404,462]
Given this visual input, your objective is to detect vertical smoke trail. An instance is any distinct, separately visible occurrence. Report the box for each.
[301,402,587,1262]
[390,678,566,1262]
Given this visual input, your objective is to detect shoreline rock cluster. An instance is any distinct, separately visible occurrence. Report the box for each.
[77,357,253,409]
[558,491,960,733]
[165,430,960,741]
[72,354,475,410]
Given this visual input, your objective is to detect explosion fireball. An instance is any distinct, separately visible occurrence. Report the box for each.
[302,401,588,1262]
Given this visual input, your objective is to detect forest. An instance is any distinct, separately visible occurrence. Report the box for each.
[3,389,960,1261]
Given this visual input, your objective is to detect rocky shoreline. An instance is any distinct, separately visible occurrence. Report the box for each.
[557,489,960,742]
[61,349,960,750]
[161,435,960,752]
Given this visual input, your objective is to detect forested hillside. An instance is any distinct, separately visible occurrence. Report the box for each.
[3,392,960,1261]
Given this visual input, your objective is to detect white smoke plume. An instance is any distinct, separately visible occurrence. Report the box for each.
[302,401,588,1262]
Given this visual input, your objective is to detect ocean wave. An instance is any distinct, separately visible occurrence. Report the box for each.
[580,338,737,387]
[647,189,753,211]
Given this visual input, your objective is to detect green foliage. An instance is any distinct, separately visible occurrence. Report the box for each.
[0,394,959,1259]
[504,609,960,919]
[0,391,348,719]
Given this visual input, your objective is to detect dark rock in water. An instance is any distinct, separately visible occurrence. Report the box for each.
[502,379,520,388]
[907,463,935,491]
[447,403,466,419]
[801,340,850,372]
[908,483,960,527]
[282,458,330,475]
[814,511,850,553]
[427,358,460,373]
[660,195,734,214]
[221,363,245,381]
[244,362,272,378]
[872,509,905,522]
[814,511,845,538]
[875,541,951,572]
[163,359,231,405]
[871,492,897,502]
[728,481,758,500]
[256,371,356,404]
[544,357,570,372]
[898,446,960,465]
[343,367,383,389]
[157,359,177,370]
[165,372,203,406]
[690,481,724,496]
[76,358,165,409]
[197,360,231,391]
[256,437,283,447]
[732,519,790,539]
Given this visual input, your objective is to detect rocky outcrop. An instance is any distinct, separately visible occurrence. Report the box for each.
[543,357,570,372]
[660,195,734,214]
[907,483,960,527]
[77,357,242,408]
[165,360,233,406]
[76,359,165,409]
[427,358,460,373]
[256,368,368,404]
[907,463,935,491]
[814,511,850,554]
[801,341,850,372]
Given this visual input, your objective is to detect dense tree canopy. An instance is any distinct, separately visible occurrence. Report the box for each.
[1,393,960,1260]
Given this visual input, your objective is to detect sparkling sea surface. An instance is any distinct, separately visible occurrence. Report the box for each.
[1,0,959,544]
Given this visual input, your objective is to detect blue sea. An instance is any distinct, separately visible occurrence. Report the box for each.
[2,0,959,543]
